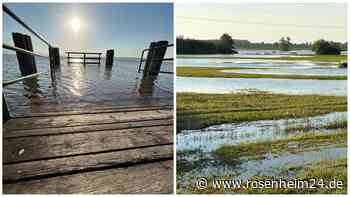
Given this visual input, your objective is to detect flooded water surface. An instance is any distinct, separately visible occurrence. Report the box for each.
[3,54,173,115]
[177,54,347,95]
[177,112,346,152]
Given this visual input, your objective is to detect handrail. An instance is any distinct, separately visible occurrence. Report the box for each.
[3,44,47,57]
[142,44,174,52]
[65,52,102,55]
[138,43,173,73]
[3,5,52,47]
[3,72,42,87]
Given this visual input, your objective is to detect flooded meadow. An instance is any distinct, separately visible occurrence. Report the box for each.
[176,51,347,194]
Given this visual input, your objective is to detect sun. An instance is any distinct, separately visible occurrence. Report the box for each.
[70,17,81,32]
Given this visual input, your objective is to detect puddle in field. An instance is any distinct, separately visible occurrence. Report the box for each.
[177,112,346,152]
[177,112,347,190]
[178,146,346,189]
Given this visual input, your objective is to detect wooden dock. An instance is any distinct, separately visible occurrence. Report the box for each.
[3,101,173,194]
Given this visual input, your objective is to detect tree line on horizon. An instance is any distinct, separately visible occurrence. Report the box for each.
[177,33,347,55]
[177,33,238,55]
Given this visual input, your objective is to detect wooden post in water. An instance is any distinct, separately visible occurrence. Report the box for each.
[105,49,114,66]
[49,47,60,68]
[3,94,11,122]
[143,41,168,76]
[12,32,37,76]
[67,52,70,63]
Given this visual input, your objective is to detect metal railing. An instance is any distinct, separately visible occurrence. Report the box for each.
[3,5,55,86]
[3,5,52,48]
[3,5,57,121]
[137,43,174,74]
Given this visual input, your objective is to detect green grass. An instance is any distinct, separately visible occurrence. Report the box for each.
[177,67,347,80]
[177,93,347,130]
[178,55,347,63]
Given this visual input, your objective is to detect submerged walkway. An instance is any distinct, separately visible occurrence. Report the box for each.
[3,99,173,194]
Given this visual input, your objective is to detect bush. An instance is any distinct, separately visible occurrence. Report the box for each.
[312,39,341,55]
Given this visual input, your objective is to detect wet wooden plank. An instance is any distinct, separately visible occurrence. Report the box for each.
[4,109,173,131]
[4,125,173,163]
[13,97,172,109]
[3,160,173,194]
[15,105,172,118]
[4,118,172,138]
[4,144,173,182]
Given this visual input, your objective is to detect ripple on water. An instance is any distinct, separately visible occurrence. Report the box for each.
[3,54,173,114]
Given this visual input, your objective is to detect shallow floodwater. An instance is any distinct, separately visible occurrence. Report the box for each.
[3,54,173,114]
[177,54,347,95]
[177,112,346,152]
[177,77,346,96]
[178,146,346,187]
[221,67,346,76]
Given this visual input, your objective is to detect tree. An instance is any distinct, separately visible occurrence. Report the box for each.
[217,33,237,54]
[312,39,341,55]
[279,36,292,51]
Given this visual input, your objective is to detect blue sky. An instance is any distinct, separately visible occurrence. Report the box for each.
[177,3,347,43]
[3,3,173,57]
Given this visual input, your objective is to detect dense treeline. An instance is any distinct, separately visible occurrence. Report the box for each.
[312,39,345,55]
[177,33,237,54]
[177,34,347,54]
[234,39,312,50]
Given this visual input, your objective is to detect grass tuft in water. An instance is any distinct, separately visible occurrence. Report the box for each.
[283,117,347,133]
[213,130,346,165]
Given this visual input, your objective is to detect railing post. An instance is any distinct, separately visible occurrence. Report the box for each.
[143,40,168,77]
[52,47,60,66]
[49,47,60,67]
[105,49,114,66]
[12,32,37,76]
[3,94,11,122]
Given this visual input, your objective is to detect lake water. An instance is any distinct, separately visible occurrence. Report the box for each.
[3,54,173,115]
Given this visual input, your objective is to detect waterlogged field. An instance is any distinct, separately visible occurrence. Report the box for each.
[176,52,347,194]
